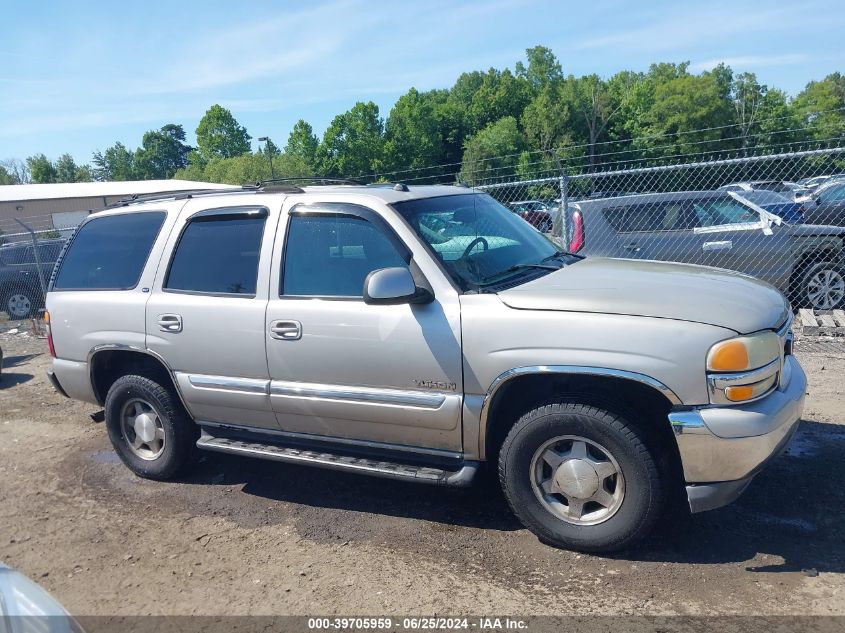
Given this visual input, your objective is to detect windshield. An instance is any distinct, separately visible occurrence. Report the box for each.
[735,190,791,205]
[394,193,563,291]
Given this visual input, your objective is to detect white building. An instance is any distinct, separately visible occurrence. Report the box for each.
[0,180,236,241]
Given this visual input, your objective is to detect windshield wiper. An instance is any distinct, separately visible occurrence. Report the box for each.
[540,249,569,263]
[476,262,560,287]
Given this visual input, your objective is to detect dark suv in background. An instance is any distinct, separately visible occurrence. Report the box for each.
[0,238,66,319]
[568,191,845,310]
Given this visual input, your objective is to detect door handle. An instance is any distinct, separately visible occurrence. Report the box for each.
[623,242,641,252]
[269,319,302,341]
[703,240,733,252]
[157,313,183,333]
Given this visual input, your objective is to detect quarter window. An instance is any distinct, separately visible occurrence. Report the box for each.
[53,212,165,290]
[165,211,266,295]
[283,212,407,297]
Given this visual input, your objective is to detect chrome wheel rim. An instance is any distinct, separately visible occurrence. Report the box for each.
[530,435,625,526]
[7,294,31,318]
[120,398,165,460]
[808,268,845,310]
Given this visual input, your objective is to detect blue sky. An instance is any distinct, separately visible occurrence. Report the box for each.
[1,0,844,165]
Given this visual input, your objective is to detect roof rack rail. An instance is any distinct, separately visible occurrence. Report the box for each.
[244,177,364,189]
[104,188,236,209]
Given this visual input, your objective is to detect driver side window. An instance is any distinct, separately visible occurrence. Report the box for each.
[691,197,759,228]
[282,211,407,298]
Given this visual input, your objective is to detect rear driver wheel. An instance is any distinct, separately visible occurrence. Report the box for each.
[105,375,197,480]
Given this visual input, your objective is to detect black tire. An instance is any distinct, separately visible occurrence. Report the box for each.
[4,288,37,319]
[498,402,663,553]
[798,260,845,310]
[104,375,196,480]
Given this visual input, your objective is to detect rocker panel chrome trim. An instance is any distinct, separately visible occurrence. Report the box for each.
[187,374,269,395]
[269,380,446,409]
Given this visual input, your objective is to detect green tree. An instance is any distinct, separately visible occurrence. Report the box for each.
[194,104,251,164]
[318,101,384,177]
[135,124,192,179]
[284,120,319,171]
[563,73,632,169]
[383,88,445,172]
[0,159,29,184]
[638,65,734,157]
[26,153,58,183]
[516,45,564,95]
[174,151,311,185]
[459,116,528,185]
[0,164,20,185]
[793,73,845,142]
[92,142,136,181]
[54,153,91,182]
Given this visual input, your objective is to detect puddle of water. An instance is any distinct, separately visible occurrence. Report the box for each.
[91,450,121,465]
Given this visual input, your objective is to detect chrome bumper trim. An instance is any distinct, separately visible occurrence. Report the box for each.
[671,355,805,484]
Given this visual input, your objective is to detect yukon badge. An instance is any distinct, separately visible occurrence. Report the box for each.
[413,379,457,391]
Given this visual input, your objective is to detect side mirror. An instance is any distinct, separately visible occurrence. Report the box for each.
[363,267,433,305]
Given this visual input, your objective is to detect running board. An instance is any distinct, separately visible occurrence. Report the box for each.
[196,432,479,487]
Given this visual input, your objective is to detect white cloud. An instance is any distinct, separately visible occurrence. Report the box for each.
[689,54,810,73]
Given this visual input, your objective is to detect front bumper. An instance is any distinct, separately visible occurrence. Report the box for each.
[670,354,806,513]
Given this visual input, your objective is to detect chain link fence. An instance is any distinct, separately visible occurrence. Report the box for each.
[0,213,79,323]
[473,146,845,354]
[3,145,845,354]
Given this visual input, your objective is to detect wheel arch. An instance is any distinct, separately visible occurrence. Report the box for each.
[479,366,682,468]
[87,345,190,415]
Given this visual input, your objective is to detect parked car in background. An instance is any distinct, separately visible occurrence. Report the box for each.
[46,183,804,553]
[0,238,66,319]
[718,180,815,208]
[797,174,845,192]
[728,189,806,224]
[806,179,845,226]
[569,191,845,309]
[507,200,553,232]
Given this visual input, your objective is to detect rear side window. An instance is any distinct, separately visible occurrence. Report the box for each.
[603,202,692,233]
[165,210,266,296]
[53,212,165,290]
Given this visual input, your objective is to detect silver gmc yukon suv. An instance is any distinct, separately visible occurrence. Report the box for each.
[45,183,805,552]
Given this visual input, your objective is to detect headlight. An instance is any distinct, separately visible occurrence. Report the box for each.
[706,331,781,404]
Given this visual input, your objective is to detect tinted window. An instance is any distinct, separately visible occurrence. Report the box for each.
[38,243,64,263]
[690,197,759,227]
[735,190,790,205]
[53,212,165,290]
[603,202,692,233]
[0,245,30,265]
[166,213,266,295]
[821,184,845,202]
[283,213,407,297]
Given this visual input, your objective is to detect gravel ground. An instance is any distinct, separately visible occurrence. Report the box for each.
[1,321,844,616]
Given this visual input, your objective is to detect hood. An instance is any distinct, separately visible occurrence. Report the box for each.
[498,258,790,334]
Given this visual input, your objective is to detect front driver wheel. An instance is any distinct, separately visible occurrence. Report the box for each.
[499,402,664,552]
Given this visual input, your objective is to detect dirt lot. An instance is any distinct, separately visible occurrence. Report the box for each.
[1,321,844,616]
